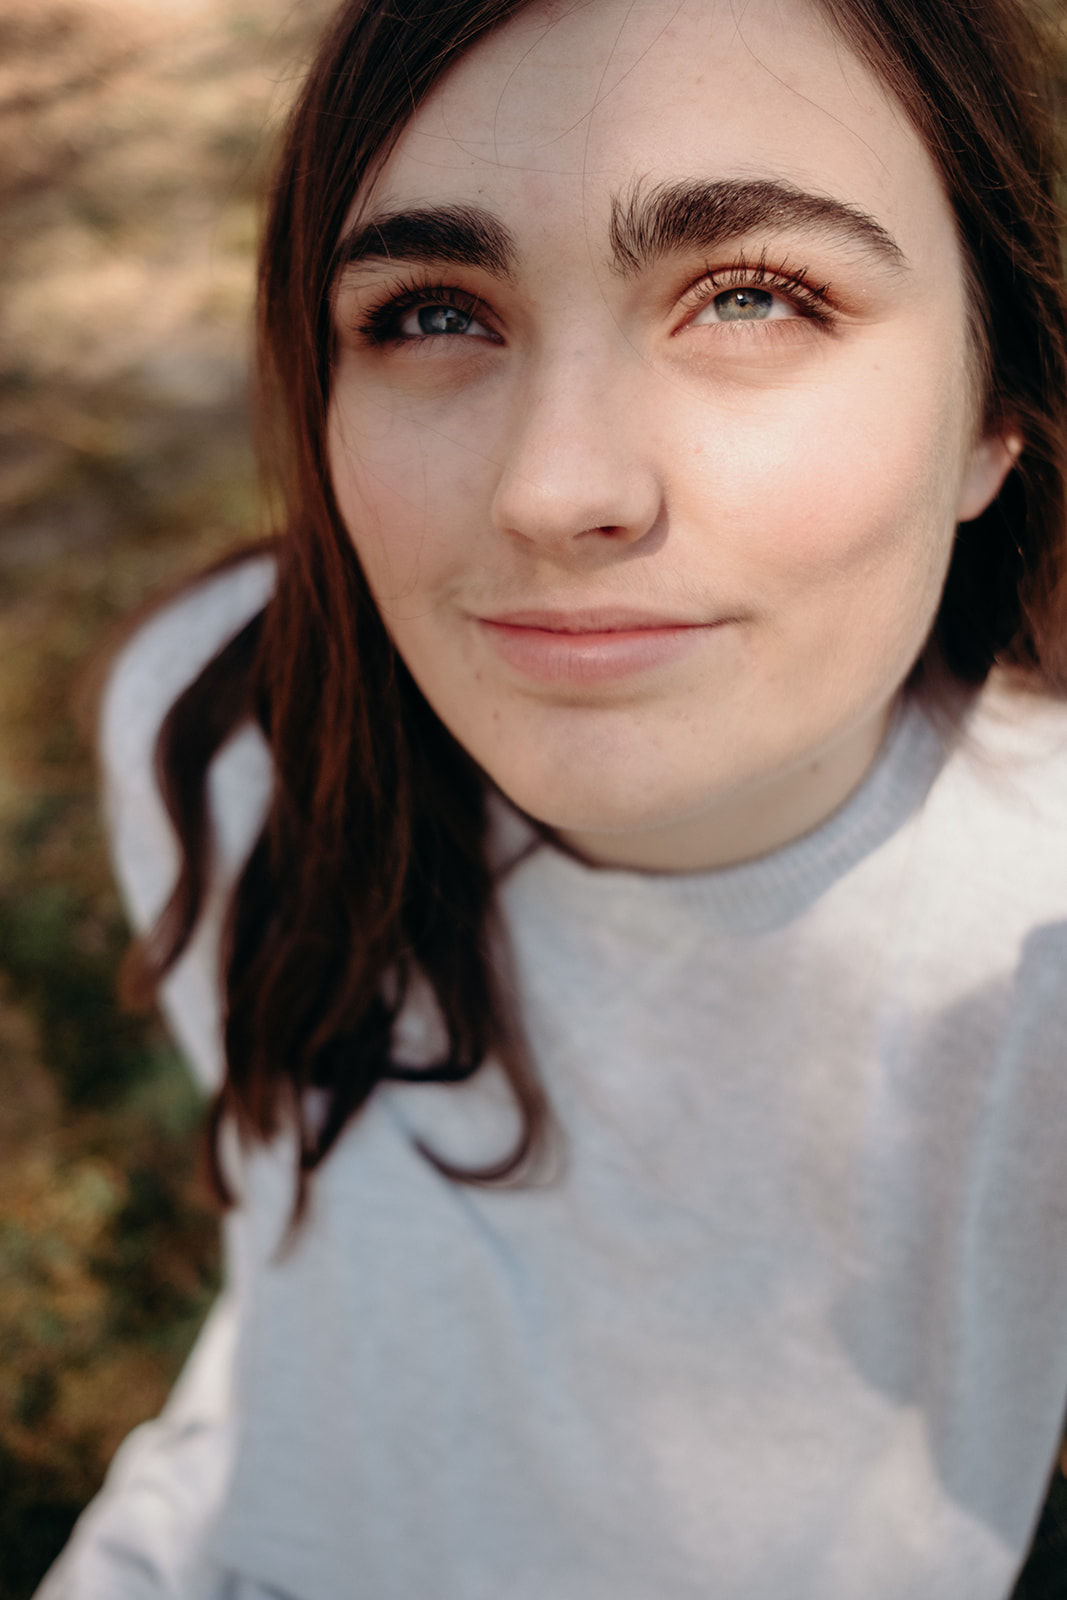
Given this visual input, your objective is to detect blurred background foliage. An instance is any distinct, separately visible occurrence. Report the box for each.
[0,0,329,1590]
[4,0,1067,1596]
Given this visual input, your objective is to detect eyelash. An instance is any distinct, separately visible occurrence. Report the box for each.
[350,253,836,347]
[682,253,834,325]
[354,278,491,345]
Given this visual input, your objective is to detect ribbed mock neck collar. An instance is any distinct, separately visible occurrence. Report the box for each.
[493,696,951,937]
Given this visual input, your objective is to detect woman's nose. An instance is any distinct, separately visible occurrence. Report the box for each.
[489,354,663,550]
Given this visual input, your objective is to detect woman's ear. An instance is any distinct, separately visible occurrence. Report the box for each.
[956,427,1024,523]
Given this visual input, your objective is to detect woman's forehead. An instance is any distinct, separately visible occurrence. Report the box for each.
[365,0,957,278]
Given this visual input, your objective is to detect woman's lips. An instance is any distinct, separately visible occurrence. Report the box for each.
[475,608,731,686]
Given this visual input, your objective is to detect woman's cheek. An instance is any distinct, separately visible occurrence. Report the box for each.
[685,374,962,594]
[328,401,472,603]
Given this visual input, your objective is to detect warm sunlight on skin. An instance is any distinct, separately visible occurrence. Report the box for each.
[326,0,1020,872]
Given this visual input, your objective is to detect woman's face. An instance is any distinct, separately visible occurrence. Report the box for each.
[328,0,1017,871]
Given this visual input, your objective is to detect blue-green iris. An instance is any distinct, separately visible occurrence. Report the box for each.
[418,305,473,335]
[714,287,775,322]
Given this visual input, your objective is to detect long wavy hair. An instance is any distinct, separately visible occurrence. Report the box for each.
[123,0,1067,1212]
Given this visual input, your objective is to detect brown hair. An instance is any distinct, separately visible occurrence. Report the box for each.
[125,0,1067,1211]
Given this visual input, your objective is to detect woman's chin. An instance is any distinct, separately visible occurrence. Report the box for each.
[488,761,709,850]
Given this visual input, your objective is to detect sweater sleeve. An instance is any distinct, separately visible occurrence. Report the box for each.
[32,558,275,1599]
[32,1292,243,1600]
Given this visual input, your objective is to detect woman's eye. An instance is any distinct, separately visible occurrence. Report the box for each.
[692,286,798,325]
[398,303,487,339]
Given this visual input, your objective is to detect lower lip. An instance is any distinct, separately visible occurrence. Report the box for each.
[477,619,724,686]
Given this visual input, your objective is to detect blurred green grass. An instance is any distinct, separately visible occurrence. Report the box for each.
[0,1,329,1590]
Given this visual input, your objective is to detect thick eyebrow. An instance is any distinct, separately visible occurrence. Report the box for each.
[336,203,516,278]
[335,179,905,286]
[609,178,907,275]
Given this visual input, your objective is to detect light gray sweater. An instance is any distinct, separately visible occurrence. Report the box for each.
[38,557,1067,1600]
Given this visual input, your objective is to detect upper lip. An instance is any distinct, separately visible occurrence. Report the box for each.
[477,607,724,633]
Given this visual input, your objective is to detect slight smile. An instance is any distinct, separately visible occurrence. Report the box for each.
[475,608,735,686]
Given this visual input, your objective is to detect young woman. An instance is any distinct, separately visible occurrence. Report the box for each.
[37,0,1067,1595]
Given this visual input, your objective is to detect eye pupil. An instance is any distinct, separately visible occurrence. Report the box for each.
[418,305,471,335]
[715,287,774,321]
